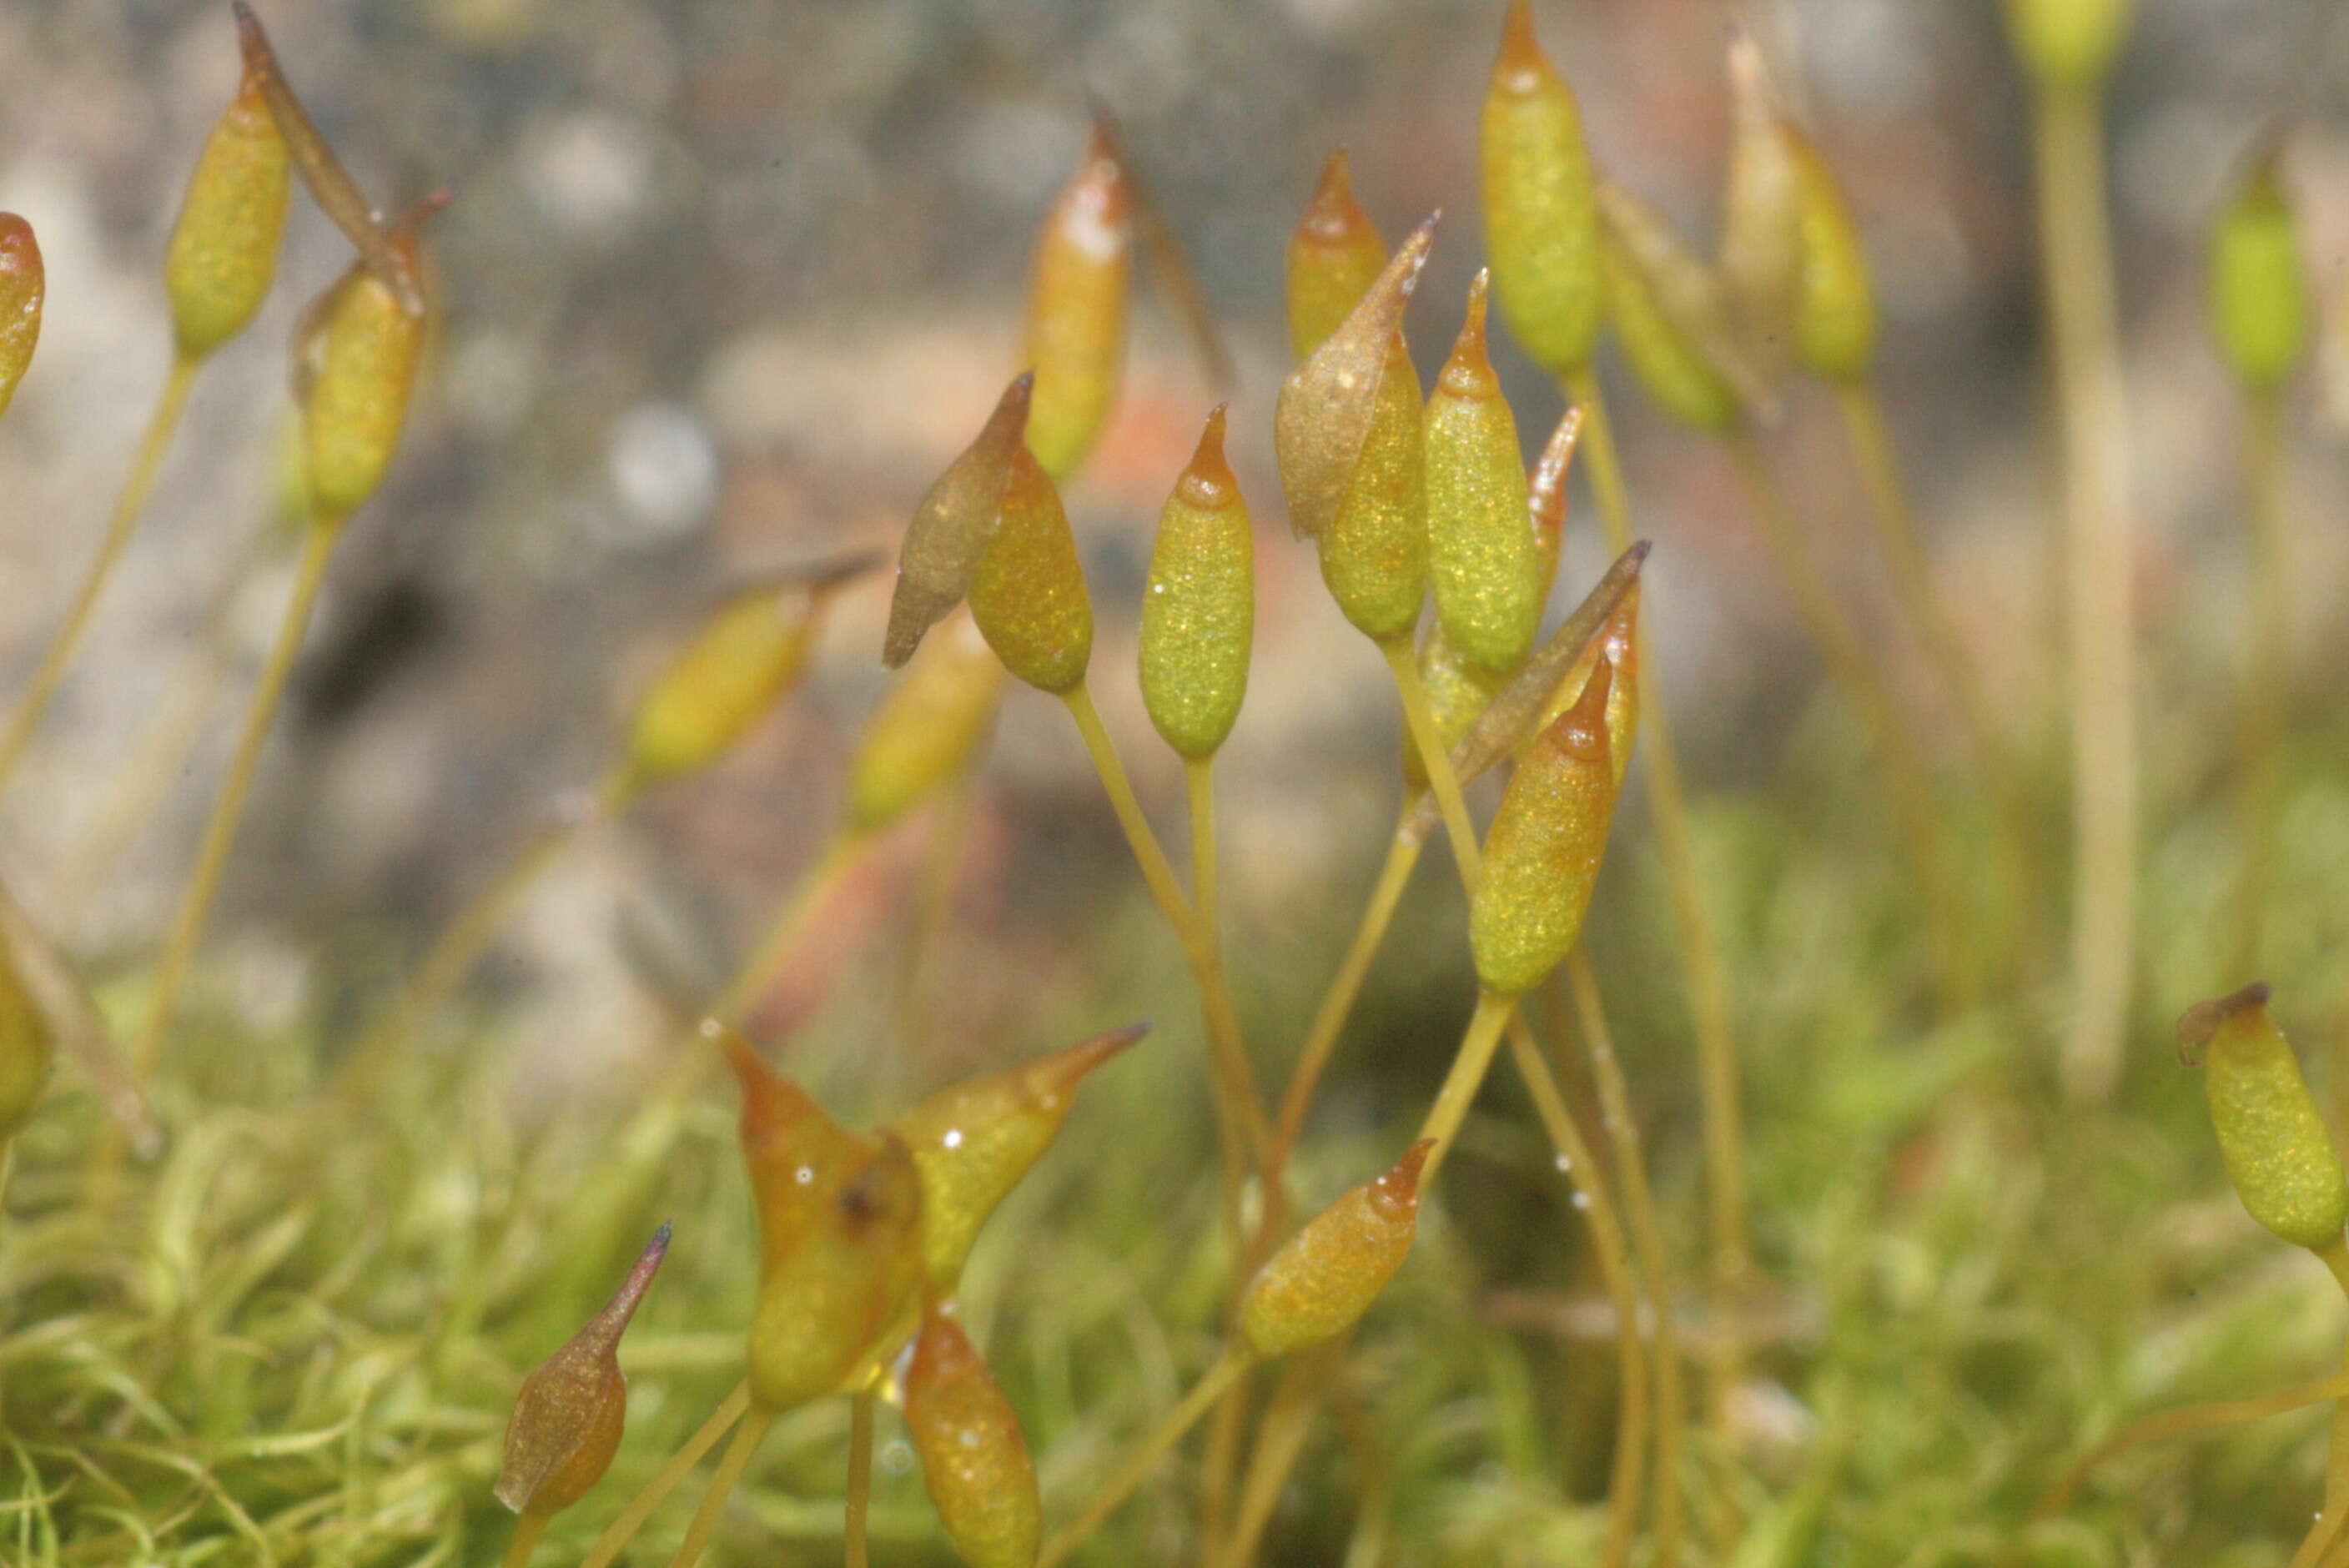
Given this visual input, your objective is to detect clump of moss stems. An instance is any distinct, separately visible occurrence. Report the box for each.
[3,0,2347,1562]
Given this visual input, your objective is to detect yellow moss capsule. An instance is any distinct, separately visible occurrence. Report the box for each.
[625,561,866,787]
[2002,0,2135,88]
[1480,0,1602,378]
[848,616,1006,837]
[1287,150,1387,363]
[892,1025,1143,1292]
[1139,408,1255,759]
[725,1028,925,1410]
[1528,407,1582,601]
[1471,657,1620,997]
[1528,582,1639,792]
[1241,1138,1435,1359]
[1401,625,1502,791]
[904,1300,1041,1568]
[0,935,54,1142]
[1322,339,1430,644]
[1023,120,1133,480]
[1718,34,1803,379]
[968,446,1094,695]
[166,58,291,359]
[1275,213,1438,549]
[2182,984,2349,1254]
[1426,272,1541,677]
[2208,148,2310,395]
[496,1224,670,1518]
[1598,189,1745,435]
[1788,134,1878,386]
[885,374,1034,670]
[0,214,42,420]
[302,209,432,522]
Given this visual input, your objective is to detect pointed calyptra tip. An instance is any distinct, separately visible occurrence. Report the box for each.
[1301,148,1369,244]
[1550,653,1613,761]
[2180,981,2274,1058]
[1177,404,1239,507]
[1371,1138,1438,1216]
[1037,1021,1151,1095]
[1530,406,1584,530]
[1438,269,1499,396]
[1494,0,1553,89]
[1396,212,1441,299]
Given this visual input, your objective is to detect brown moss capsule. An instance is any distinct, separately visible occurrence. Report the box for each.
[301,203,435,522]
[847,615,1007,837]
[1275,213,1438,548]
[0,214,42,419]
[1287,150,1387,364]
[2182,984,2349,1254]
[884,374,1035,670]
[1528,407,1582,601]
[496,1224,671,1518]
[2208,145,2310,395]
[166,53,292,360]
[893,1026,1143,1292]
[724,1026,925,1410]
[1788,133,1878,386]
[1471,657,1621,997]
[1241,1139,1435,1358]
[1598,185,1752,435]
[625,560,869,787]
[1425,271,1541,677]
[1139,407,1255,759]
[968,446,1094,695]
[1718,33,1803,379]
[905,1300,1041,1568]
[1480,0,1602,378]
[1023,119,1133,480]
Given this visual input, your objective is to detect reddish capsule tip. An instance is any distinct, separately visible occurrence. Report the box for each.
[1438,269,1498,396]
[1177,404,1239,507]
[1036,1021,1151,1099]
[2179,981,2275,1058]
[1300,149,1371,246]
[1494,0,1555,92]
[0,214,34,265]
[1367,1138,1438,1222]
[1551,654,1614,761]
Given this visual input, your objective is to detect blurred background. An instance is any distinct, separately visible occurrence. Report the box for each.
[6,0,2349,1555]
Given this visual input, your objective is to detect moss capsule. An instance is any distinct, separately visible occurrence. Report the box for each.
[496,1224,670,1518]
[1718,33,1803,378]
[847,616,1006,837]
[1139,407,1255,758]
[2003,0,2135,88]
[725,1027,925,1410]
[1480,0,1602,378]
[301,204,434,522]
[1599,187,1748,435]
[0,214,42,419]
[166,55,291,360]
[1401,626,1502,791]
[1471,656,1621,997]
[968,446,1094,695]
[2208,147,2310,395]
[1287,149,1387,363]
[1426,272,1541,676]
[905,1301,1041,1568]
[893,1025,1143,1292]
[1788,134,1878,386]
[2182,984,2349,1254]
[1241,1139,1435,1358]
[1023,119,1133,480]
[1529,582,1639,791]
[885,374,1034,670]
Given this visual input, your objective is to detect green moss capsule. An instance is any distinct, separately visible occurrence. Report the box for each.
[1287,149,1387,363]
[166,56,292,360]
[1426,272,1541,677]
[1598,187,1745,435]
[2182,984,2349,1254]
[968,446,1094,695]
[847,616,1006,837]
[1023,119,1133,480]
[2208,148,2310,395]
[2002,0,2135,89]
[1241,1139,1434,1358]
[1401,625,1502,791]
[1471,657,1622,997]
[0,214,42,420]
[1139,407,1255,759]
[301,206,433,522]
[904,1302,1041,1568]
[1788,133,1878,386]
[1718,33,1802,378]
[1480,0,1602,378]
[885,374,1034,670]
[496,1225,669,1518]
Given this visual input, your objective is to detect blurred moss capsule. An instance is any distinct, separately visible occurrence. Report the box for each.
[1471,657,1621,997]
[0,938,54,1142]
[1401,626,1502,791]
[2182,984,2349,1253]
[0,214,42,419]
[968,446,1094,695]
[1718,34,1803,377]
[625,570,854,787]
[2208,148,2310,395]
[2002,0,2135,88]
[885,374,1034,670]
[848,616,1006,837]
[893,1025,1143,1292]
[1426,272,1541,677]
[905,1301,1041,1568]
[1139,407,1255,758]
[1287,150,1387,363]
[302,214,431,522]
[1241,1139,1435,1359]
[1599,188,1746,435]
[496,1224,671,1518]
[165,58,291,360]
[1788,134,1878,385]
[1480,0,1602,378]
[726,1028,925,1410]
[1528,408,1581,600]
[1023,120,1133,480]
